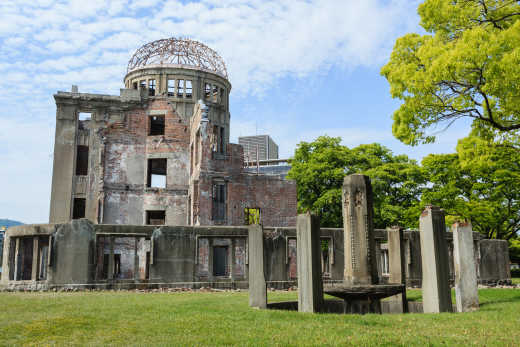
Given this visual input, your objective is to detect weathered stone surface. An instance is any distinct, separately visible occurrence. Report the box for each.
[248,224,267,309]
[387,226,407,313]
[419,206,452,313]
[149,226,196,283]
[52,219,96,285]
[452,222,479,312]
[479,239,512,284]
[342,174,378,285]
[297,213,323,313]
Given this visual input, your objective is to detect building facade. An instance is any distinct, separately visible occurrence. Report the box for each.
[48,38,296,228]
[239,135,279,162]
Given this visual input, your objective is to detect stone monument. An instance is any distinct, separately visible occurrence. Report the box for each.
[419,205,453,313]
[296,212,323,313]
[248,224,267,309]
[452,222,479,312]
[343,174,378,285]
[324,174,405,314]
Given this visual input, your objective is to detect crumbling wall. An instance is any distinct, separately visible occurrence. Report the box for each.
[102,98,190,225]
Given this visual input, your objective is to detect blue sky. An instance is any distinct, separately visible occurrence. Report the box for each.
[0,0,472,223]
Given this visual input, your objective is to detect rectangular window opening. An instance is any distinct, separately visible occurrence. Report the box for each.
[114,254,121,278]
[147,158,167,188]
[212,182,226,221]
[185,80,192,98]
[75,145,89,175]
[148,79,156,96]
[16,237,34,281]
[149,115,165,136]
[219,127,225,153]
[132,82,138,90]
[139,80,146,90]
[177,79,185,98]
[244,208,261,225]
[73,198,86,219]
[102,254,109,279]
[78,112,91,121]
[146,210,165,225]
[321,239,330,277]
[212,85,218,102]
[213,246,228,276]
[38,237,49,281]
[205,83,211,98]
[167,79,175,96]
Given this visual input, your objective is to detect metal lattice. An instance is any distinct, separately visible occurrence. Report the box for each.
[127,38,228,78]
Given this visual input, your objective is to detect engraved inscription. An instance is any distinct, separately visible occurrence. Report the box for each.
[350,214,358,271]
[364,214,371,270]
[354,190,363,207]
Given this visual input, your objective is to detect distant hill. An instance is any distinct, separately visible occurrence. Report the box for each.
[0,219,23,229]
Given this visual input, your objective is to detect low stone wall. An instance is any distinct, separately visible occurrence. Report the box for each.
[0,220,511,290]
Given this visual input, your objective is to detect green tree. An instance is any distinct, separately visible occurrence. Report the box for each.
[381,0,520,145]
[421,133,520,240]
[287,136,425,228]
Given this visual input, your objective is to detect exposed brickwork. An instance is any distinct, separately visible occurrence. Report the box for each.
[189,104,297,227]
[51,64,296,228]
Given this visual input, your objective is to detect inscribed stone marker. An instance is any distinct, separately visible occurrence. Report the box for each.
[342,174,378,285]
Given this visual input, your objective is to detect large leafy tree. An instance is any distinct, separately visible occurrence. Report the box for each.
[381,0,520,145]
[421,133,520,240]
[287,136,425,228]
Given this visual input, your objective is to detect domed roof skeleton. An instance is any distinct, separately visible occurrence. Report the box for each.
[127,38,228,78]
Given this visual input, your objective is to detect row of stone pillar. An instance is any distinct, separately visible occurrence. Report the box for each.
[249,174,480,314]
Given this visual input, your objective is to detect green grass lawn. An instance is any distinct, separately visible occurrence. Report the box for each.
[1,289,519,346]
[512,277,520,285]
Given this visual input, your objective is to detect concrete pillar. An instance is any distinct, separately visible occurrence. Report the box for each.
[387,226,408,313]
[419,206,453,313]
[31,237,39,281]
[134,237,139,281]
[49,103,77,223]
[297,213,323,313]
[452,222,479,312]
[343,174,378,285]
[13,238,20,281]
[248,224,267,309]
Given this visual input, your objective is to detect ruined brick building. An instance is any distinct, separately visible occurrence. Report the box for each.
[0,39,510,290]
[49,38,297,228]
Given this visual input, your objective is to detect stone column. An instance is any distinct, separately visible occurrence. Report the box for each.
[49,103,78,223]
[133,237,139,281]
[343,174,378,285]
[452,222,479,312]
[387,226,407,313]
[297,213,323,313]
[248,224,267,309]
[31,236,40,281]
[419,206,453,313]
